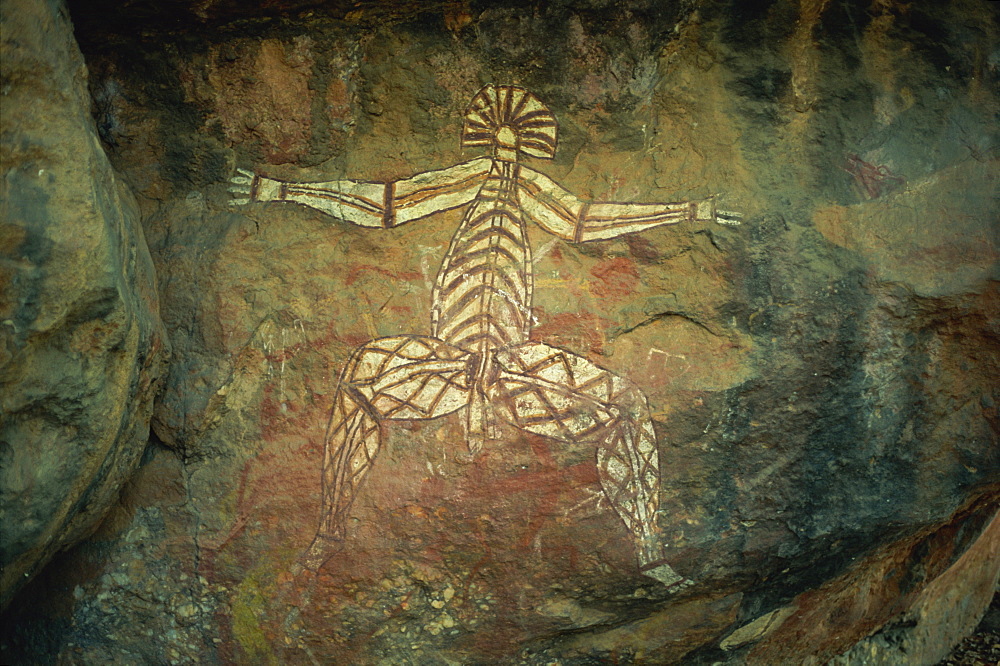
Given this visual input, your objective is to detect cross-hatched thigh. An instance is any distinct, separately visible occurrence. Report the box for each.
[318,335,474,539]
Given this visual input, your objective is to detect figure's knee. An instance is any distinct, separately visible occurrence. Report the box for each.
[610,379,652,418]
[342,334,463,385]
[323,382,381,451]
[339,338,386,384]
[607,373,641,403]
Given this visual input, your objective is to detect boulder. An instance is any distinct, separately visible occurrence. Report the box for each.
[0,0,167,608]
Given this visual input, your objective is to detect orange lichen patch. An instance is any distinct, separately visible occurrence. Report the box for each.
[403,505,430,519]
[813,205,853,248]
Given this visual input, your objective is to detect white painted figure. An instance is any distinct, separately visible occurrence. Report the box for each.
[230,84,740,588]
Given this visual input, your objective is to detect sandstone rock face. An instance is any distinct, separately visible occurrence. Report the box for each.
[0,0,167,608]
[829,508,1000,666]
[2,0,998,663]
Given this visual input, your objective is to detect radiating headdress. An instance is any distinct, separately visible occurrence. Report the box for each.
[462,84,558,159]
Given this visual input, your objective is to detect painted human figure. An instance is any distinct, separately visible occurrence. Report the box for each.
[230,84,739,587]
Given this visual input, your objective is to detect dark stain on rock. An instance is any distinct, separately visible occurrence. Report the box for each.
[730,66,791,105]
[718,0,798,52]
[814,0,873,51]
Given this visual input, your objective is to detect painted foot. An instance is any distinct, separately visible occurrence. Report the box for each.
[292,534,344,576]
[640,562,693,592]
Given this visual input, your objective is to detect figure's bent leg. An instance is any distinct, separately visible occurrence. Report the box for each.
[300,379,382,571]
[301,335,474,571]
[591,386,663,569]
[494,342,685,587]
[318,386,381,540]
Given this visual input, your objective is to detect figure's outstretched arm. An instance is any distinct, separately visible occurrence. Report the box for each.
[229,157,493,228]
[517,167,740,242]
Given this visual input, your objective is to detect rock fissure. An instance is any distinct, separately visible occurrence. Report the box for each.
[613,309,721,341]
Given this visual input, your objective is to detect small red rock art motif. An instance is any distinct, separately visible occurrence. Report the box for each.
[230,84,741,588]
[843,153,906,199]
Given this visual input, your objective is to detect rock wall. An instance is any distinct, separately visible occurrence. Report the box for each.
[0,0,167,608]
[1,0,997,663]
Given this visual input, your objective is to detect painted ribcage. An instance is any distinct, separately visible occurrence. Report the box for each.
[432,162,532,353]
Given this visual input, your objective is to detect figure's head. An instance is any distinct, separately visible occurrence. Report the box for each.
[462,84,558,162]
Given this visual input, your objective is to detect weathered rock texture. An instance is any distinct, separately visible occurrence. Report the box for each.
[2,0,998,663]
[0,0,167,608]
[830,508,1000,665]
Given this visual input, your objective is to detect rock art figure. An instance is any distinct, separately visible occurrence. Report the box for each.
[230,84,739,587]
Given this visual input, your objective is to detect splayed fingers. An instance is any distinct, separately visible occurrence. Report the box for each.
[716,209,741,226]
[228,167,255,206]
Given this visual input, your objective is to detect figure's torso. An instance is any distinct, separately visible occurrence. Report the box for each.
[431,160,532,356]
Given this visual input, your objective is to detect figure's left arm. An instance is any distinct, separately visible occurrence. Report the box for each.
[518,167,740,242]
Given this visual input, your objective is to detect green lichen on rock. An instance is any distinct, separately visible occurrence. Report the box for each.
[231,568,278,664]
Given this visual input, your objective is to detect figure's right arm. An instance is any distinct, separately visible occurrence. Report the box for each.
[229,158,492,228]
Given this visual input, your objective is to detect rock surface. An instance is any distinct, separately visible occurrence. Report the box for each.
[829,507,1000,666]
[2,0,998,663]
[0,0,167,608]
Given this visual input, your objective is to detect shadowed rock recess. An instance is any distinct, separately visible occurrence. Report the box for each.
[1,0,997,663]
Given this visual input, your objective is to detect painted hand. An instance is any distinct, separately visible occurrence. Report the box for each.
[715,209,742,226]
[228,167,255,206]
[694,198,741,226]
[641,561,694,593]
